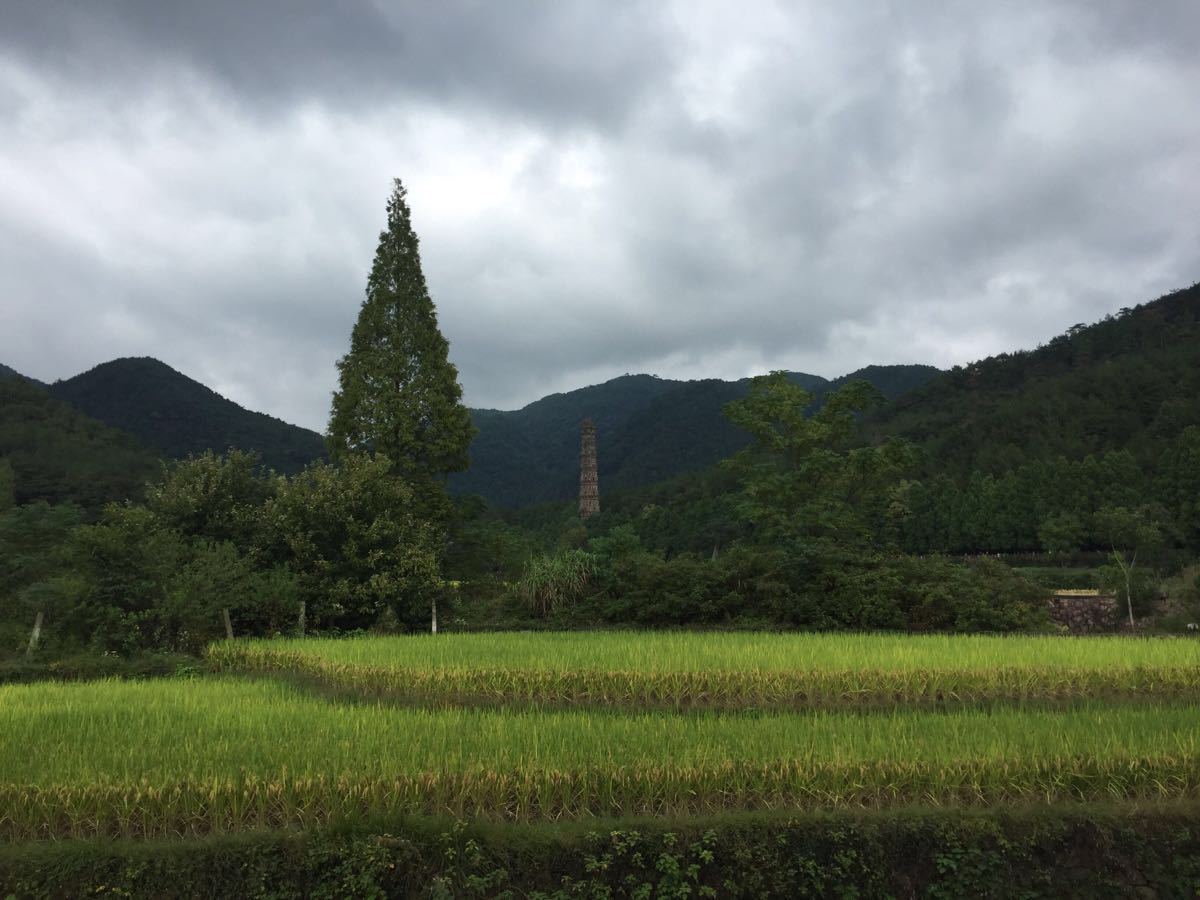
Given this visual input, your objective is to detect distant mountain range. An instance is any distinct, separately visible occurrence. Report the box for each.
[451,365,941,507]
[9,277,1195,514]
[0,355,939,510]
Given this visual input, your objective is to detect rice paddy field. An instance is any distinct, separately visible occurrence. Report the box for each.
[3,632,1199,841]
[209,632,1200,710]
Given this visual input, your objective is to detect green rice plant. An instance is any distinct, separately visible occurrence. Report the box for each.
[207,632,1200,711]
[1,678,1198,839]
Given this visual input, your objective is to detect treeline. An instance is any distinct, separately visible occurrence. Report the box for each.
[901,433,1200,555]
[0,451,451,656]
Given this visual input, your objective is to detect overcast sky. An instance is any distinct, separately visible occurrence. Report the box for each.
[1,2,1197,430]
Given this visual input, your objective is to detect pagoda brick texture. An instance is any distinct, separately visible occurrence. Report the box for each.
[579,418,599,518]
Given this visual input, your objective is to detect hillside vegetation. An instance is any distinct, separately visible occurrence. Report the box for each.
[453,364,940,507]
[0,375,159,509]
[48,357,327,475]
[872,282,1200,477]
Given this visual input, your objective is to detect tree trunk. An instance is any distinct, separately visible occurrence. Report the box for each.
[26,611,43,658]
[431,597,438,635]
[222,607,234,640]
[297,600,306,637]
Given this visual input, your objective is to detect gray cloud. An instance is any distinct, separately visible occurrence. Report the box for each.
[1,0,1198,431]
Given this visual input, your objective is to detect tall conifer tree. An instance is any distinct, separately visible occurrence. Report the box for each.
[328,180,475,483]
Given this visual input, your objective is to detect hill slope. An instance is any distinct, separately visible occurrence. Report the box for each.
[48,358,327,475]
[452,365,940,508]
[0,363,43,387]
[870,283,1200,475]
[0,375,161,509]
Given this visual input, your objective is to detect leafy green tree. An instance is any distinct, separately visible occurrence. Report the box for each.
[261,454,439,631]
[722,373,915,549]
[145,450,276,548]
[1038,511,1086,560]
[328,179,475,484]
[0,502,82,654]
[161,541,253,653]
[1095,505,1165,628]
[62,505,190,653]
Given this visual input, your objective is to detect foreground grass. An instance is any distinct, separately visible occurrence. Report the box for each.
[2,677,1198,838]
[209,632,1200,710]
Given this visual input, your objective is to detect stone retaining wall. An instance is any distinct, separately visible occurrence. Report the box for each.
[1048,592,1118,632]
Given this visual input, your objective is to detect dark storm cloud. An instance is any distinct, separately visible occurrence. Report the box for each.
[0,0,671,128]
[1,1,1198,430]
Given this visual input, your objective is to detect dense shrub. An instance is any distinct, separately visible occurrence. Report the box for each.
[3,807,1199,898]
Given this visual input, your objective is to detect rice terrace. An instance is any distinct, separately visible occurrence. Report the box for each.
[4,631,1200,894]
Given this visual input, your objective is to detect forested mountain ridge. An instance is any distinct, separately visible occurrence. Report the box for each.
[451,364,941,508]
[516,284,1200,560]
[870,283,1200,476]
[3,353,937,508]
[0,363,43,386]
[858,283,1200,554]
[48,358,328,475]
[0,375,161,509]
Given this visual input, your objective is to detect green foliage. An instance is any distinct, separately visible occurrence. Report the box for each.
[872,284,1200,479]
[58,504,191,653]
[443,495,533,583]
[48,357,326,475]
[1038,511,1086,557]
[0,651,195,684]
[1160,425,1200,547]
[9,499,300,655]
[518,550,597,616]
[1095,505,1167,627]
[0,502,83,654]
[452,365,939,510]
[145,449,276,546]
[3,806,1200,897]
[0,376,160,511]
[0,458,13,511]
[723,373,916,550]
[261,454,440,631]
[328,179,475,486]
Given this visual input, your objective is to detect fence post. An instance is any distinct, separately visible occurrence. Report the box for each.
[222,607,234,640]
[297,600,306,637]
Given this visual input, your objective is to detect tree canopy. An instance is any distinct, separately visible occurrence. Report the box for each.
[328,179,475,484]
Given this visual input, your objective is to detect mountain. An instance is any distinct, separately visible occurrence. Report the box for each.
[869,282,1200,476]
[48,358,327,475]
[547,283,1200,560]
[0,375,161,509]
[452,364,941,508]
[0,363,43,387]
